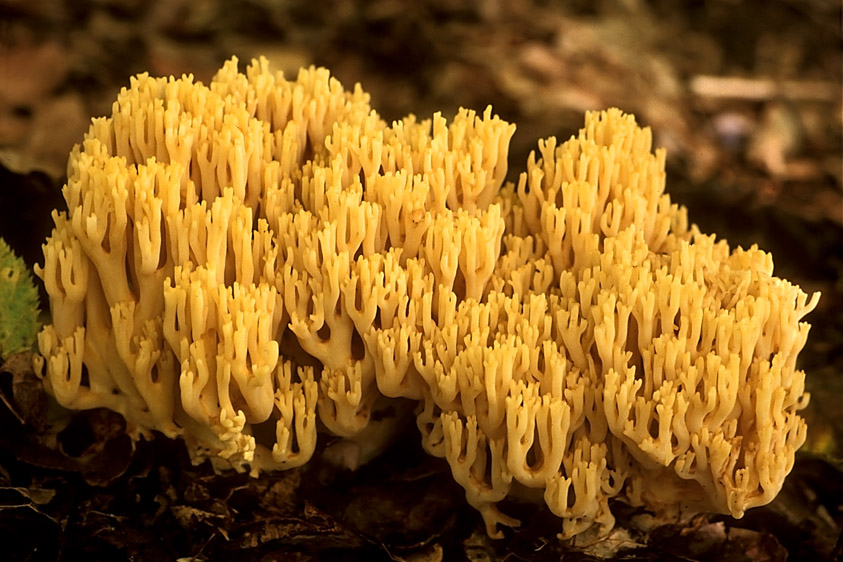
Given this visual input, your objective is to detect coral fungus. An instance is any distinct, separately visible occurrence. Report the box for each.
[35,57,819,539]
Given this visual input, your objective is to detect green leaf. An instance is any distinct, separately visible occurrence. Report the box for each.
[0,238,40,361]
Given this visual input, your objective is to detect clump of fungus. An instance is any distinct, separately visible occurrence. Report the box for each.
[35,57,820,540]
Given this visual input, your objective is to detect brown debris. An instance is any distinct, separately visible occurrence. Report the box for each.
[0,0,841,560]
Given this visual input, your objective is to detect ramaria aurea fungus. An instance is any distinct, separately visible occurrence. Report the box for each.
[34,57,820,540]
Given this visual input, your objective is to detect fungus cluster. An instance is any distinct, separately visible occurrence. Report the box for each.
[35,57,819,539]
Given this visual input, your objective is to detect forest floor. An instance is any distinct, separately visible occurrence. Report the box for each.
[0,1,841,560]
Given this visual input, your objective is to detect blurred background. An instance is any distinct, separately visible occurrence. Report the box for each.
[0,0,840,559]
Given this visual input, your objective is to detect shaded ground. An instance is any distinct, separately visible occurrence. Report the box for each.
[0,0,841,560]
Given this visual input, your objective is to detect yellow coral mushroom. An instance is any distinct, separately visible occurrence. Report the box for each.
[35,56,516,471]
[35,57,818,540]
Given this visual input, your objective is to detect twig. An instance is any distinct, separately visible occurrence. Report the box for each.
[690,75,840,102]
